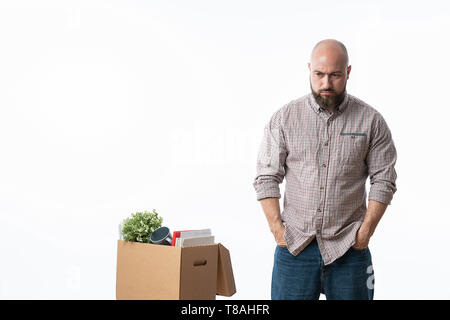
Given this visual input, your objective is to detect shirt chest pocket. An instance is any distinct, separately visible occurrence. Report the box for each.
[290,135,319,163]
[337,133,367,164]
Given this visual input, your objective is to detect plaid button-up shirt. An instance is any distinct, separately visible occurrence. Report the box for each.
[253,92,397,265]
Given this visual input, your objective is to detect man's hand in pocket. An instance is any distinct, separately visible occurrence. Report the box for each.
[352,224,371,250]
[272,224,287,247]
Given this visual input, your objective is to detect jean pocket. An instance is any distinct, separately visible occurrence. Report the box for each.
[350,246,368,253]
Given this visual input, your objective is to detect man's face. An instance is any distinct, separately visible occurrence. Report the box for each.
[309,78,347,111]
[308,50,351,111]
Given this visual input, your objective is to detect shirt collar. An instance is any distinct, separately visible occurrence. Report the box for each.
[308,91,349,115]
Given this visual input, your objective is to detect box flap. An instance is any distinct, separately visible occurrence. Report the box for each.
[216,243,236,297]
[179,244,218,300]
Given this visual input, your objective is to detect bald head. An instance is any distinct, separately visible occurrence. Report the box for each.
[308,39,351,112]
[310,39,349,68]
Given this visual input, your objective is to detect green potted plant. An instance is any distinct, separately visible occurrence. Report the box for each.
[119,209,163,243]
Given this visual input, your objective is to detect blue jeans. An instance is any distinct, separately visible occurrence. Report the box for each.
[271,237,374,300]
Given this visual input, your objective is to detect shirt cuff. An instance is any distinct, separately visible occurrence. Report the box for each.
[254,181,281,201]
[368,189,393,205]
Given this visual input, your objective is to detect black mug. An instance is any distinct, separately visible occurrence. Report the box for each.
[150,226,172,245]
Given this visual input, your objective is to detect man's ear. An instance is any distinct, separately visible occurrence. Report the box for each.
[347,65,352,79]
[308,63,311,71]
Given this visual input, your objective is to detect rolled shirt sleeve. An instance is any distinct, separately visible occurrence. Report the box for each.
[366,112,398,205]
[253,110,288,201]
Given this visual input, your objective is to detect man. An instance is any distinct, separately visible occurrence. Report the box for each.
[253,39,397,300]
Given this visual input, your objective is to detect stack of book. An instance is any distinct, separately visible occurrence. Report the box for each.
[171,229,214,247]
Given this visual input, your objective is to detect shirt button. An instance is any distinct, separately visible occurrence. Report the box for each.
[324,142,328,146]
[320,186,324,190]
[322,163,327,167]
[317,208,322,213]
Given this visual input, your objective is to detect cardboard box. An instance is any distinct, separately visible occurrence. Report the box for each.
[116,240,236,300]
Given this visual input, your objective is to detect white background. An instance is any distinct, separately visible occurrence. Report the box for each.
[0,0,449,300]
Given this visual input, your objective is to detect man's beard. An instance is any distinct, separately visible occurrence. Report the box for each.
[310,81,347,111]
